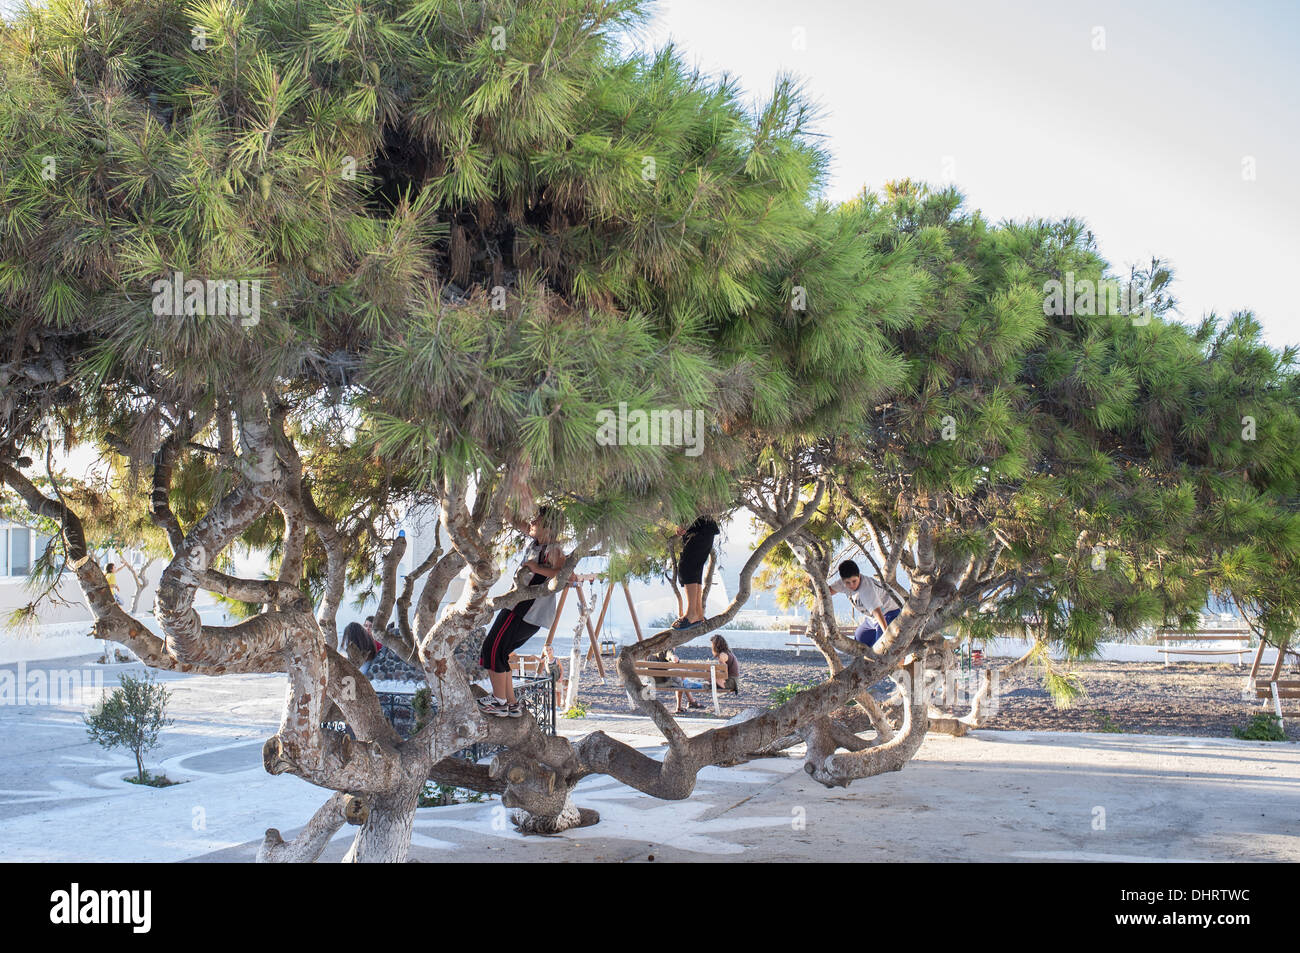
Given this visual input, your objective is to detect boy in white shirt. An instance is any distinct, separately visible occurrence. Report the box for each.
[827,560,902,649]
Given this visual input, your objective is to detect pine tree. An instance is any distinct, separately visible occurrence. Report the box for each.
[2,0,1297,857]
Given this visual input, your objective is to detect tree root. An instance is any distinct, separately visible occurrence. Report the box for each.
[257,792,350,863]
[803,662,930,787]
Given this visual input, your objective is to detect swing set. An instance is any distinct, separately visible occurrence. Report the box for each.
[522,569,645,713]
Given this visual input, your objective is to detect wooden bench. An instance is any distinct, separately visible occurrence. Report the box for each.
[631,660,722,715]
[1155,630,1251,667]
[787,622,860,655]
[1245,638,1298,727]
[1251,680,1300,699]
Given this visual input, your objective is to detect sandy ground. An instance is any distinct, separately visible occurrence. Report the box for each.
[969,660,1300,740]
[569,648,1300,740]
[193,723,1300,863]
[2,652,1297,862]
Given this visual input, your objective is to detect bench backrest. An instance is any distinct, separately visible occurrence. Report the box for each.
[632,661,717,679]
[509,653,563,676]
[788,624,857,637]
[1155,631,1250,642]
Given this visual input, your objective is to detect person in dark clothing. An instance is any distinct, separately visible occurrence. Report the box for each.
[708,634,740,694]
[341,620,378,674]
[671,515,720,630]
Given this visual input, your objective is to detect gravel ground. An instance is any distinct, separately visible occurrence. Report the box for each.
[563,647,1300,740]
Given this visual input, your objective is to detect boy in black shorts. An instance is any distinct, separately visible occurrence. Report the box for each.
[671,515,720,630]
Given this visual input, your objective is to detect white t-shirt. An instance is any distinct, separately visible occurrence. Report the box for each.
[829,575,900,617]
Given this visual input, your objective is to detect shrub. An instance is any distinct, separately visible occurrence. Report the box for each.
[1232,713,1286,742]
[1095,710,1124,733]
[418,781,488,808]
[769,679,821,707]
[563,700,590,719]
[412,687,434,732]
[85,671,173,783]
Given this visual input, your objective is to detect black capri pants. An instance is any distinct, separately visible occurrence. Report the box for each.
[479,601,541,674]
[678,532,715,586]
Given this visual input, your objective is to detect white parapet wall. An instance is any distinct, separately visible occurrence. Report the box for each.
[522,627,1285,666]
[8,619,1282,667]
[0,619,102,663]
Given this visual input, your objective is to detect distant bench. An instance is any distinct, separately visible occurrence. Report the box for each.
[1155,630,1251,667]
[632,660,722,715]
[787,622,857,655]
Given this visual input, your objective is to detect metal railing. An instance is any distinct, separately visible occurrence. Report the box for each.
[362,675,557,762]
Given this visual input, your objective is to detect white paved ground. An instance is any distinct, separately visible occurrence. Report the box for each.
[1,656,1296,862]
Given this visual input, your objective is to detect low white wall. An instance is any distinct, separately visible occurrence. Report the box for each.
[976,635,1272,665]
[523,628,1283,666]
[0,620,100,663]
[8,620,1282,668]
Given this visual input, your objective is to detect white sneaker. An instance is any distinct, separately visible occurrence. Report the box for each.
[477,695,511,718]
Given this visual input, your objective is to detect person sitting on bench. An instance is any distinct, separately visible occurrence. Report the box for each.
[650,649,706,713]
[709,634,740,694]
[828,560,901,650]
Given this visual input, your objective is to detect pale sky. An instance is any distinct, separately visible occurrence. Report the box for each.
[629,0,1300,348]
[4,0,1295,348]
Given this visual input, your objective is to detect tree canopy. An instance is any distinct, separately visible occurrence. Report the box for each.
[1,0,1296,860]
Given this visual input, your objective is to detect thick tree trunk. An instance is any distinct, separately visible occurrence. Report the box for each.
[342,780,423,863]
[511,794,599,834]
[803,660,930,787]
[484,712,595,832]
